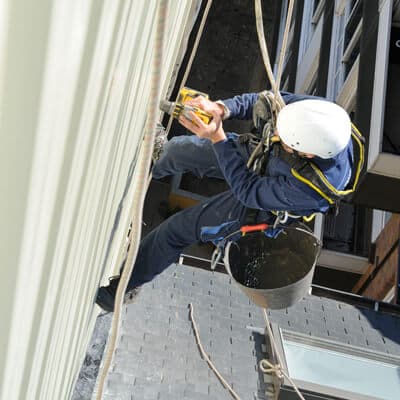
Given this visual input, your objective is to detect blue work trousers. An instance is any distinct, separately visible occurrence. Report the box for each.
[128,135,254,289]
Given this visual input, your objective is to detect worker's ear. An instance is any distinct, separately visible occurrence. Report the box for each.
[296,151,315,159]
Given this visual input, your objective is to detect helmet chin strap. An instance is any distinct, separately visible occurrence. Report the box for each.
[279,138,306,159]
[292,149,304,158]
[283,142,313,159]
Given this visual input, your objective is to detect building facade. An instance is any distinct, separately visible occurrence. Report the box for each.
[0,1,203,398]
[273,0,400,300]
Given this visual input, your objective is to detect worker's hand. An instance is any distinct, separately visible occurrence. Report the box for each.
[179,110,226,144]
[185,96,225,119]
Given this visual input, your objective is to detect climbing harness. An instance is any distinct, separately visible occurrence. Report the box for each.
[245,89,366,222]
[208,0,303,270]
[271,123,365,208]
[253,0,366,223]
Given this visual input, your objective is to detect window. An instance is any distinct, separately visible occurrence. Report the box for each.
[298,0,326,61]
[275,329,400,399]
[307,75,318,95]
[279,0,296,76]
[312,0,325,24]
[328,0,363,101]
[371,210,393,242]
[343,0,363,78]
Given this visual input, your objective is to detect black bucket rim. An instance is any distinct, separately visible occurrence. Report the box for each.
[223,225,321,308]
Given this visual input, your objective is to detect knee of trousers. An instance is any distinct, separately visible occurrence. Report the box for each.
[159,211,200,248]
[162,136,203,158]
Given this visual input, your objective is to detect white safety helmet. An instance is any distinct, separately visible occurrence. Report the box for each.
[276,99,351,159]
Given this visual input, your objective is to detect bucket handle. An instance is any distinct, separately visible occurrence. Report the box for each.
[210,223,270,270]
[240,223,269,235]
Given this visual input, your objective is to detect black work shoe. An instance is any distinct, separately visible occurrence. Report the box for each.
[95,276,141,313]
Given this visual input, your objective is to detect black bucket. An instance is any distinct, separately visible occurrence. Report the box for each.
[224,226,321,309]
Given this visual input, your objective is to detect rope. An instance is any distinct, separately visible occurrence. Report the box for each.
[95,1,168,399]
[254,5,315,397]
[261,309,306,400]
[165,0,213,137]
[95,2,297,399]
[189,303,241,400]
[259,359,283,378]
[275,0,295,97]
[189,305,306,400]
[255,0,295,109]
[254,0,285,109]
[250,0,296,178]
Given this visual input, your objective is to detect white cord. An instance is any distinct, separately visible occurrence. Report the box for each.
[96,2,298,398]
[255,4,307,398]
[165,0,213,137]
[262,309,306,400]
[189,303,241,400]
[95,1,168,399]
[275,0,295,94]
[254,0,285,108]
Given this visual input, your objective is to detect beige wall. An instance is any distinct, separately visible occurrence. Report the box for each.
[0,0,200,398]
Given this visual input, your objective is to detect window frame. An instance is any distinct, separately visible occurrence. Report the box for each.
[327,0,363,101]
[271,324,400,400]
[298,0,326,62]
[311,0,325,25]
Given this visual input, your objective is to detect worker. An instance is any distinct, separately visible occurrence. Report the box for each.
[96,91,361,312]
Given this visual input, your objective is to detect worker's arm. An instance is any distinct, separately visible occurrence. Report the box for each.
[179,108,227,144]
[218,91,310,120]
[179,109,328,212]
[183,92,258,120]
[221,93,258,120]
[179,113,328,211]
[186,91,311,122]
[212,137,328,211]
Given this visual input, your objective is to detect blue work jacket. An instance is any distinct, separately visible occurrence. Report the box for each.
[213,92,354,216]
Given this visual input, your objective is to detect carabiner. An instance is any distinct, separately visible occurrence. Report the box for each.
[210,246,223,270]
[273,211,288,228]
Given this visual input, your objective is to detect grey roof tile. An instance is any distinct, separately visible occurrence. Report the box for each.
[103,392,132,400]
[105,379,135,397]
[101,264,270,400]
[182,389,218,400]
[76,261,400,400]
